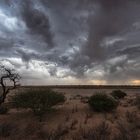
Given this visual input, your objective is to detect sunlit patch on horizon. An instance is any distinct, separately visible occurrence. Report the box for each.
[90,80,107,85]
[131,80,140,85]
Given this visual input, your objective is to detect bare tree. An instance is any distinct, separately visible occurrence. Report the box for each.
[0,65,21,106]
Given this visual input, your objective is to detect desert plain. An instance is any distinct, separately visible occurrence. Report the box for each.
[0,86,140,140]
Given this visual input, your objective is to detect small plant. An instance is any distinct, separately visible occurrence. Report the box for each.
[113,121,139,140]
[94,121,111,139]
[72,121,111,140]
[0,105,8,114]
[111,90,127,99]
[24,121,41,136]
[65,114,71,122]
[70,119,78,130]
[12,89,65,121]
[81,96,89,104]
[72,105,78,113]
[88,93,118,112]
[84,112,93,124]
[125,111,138,123]
[50,124,69,140]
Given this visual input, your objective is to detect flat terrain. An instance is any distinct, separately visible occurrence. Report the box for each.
[0,87,140,140]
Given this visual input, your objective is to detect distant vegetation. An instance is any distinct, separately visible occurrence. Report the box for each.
[12,89,65,121]
[88,93,118,112]
[22,85,140,89]
[111,90,127,99]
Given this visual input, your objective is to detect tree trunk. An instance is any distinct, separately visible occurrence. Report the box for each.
[0,77,9,106]
[0,91,9,106]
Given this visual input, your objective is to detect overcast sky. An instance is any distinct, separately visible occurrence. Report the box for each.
[0,0,140,85]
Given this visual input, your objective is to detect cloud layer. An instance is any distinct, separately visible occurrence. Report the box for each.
[0,0,140,85]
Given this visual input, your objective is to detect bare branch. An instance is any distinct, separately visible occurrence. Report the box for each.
[0,65,21,106]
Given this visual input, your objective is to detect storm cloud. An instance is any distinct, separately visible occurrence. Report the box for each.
[0,0,140,85]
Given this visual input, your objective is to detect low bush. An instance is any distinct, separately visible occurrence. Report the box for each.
[88,93,118,112]
[12,89,65,120]
[111,90,127,99]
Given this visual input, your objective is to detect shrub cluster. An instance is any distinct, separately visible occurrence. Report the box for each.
[111,90,127,99]
[88,93,118,112]
[12,89,65,120]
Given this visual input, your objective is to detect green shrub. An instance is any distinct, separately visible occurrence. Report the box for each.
[111,90,127,99]
[88,93,118,112]
[0,105,8,115]
[12,89,65,120]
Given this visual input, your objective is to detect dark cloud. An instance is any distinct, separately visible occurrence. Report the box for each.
[83,0,140,59]
[118,45,140,59]
[20,0,54,48]
[0,0,140,84]
[67,0,140,77]
[0,38,14,51]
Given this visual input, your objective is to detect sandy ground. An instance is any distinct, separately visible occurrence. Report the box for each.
[0,88,140,140]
